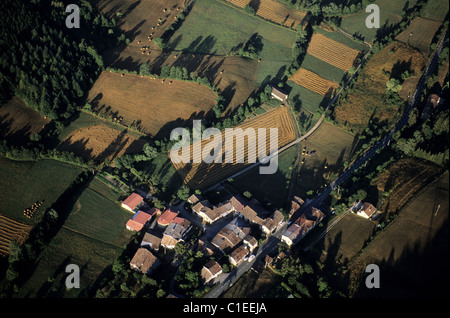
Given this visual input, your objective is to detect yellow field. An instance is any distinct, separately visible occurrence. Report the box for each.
[226,0,307,29]
[0,215,32,256]
[289,68,339,96]
[172,106,296,189]
[307,33,360,71]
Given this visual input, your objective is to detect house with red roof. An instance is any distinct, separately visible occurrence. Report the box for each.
[157,208,178,227]
[126,210,153,232]
[121,193,144,212]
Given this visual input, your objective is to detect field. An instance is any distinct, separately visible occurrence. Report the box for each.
[86,71,217,137]
[375,158,443,215]
[289,68,339,96]
[17,177,134,297]
[0,96,50,144]
[58,123,145,163]
[97,0,184,48]
[0,215,33,257]
[306,33,360,71]
[396,17,442,55]
[339,0,418,42]
[351,172,449,297]
[172,106,296,190]
[333,41,427,132]
[230,145,299,208]
[225,0,307,29]
[0,156,82,224]
[420,0,449,22]
[165,0,297,85]
[293,122,361,198]
[301,212,376,264]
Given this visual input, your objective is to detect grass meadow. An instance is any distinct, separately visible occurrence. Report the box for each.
[167,0,297,85]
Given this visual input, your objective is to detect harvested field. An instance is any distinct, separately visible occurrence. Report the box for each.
[97,0,184,48]
[87,71,217,137]
[307,33,360,71]
[172,106,296,189]
[289,68,339,96]
[334,41,427,132]
[0,214,33,256]
[58,124,146,162]
[226,0,307,29]
[0,96,50,144]
[396,17,442,55]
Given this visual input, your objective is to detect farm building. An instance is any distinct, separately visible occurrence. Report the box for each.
[271,87,288,102]
[121,193,144,212]
[161,217,192,249]
[281,207,324,246]
[289,196,305,217]
[355,202,377,219]
[141,230,163,251]
[130,248,160,274]
[421,94,444,120]
[192,199,234,224]
[201,260,223,284]
[126,210,153,231]
[229,245,250,267]
[157,208,179,227]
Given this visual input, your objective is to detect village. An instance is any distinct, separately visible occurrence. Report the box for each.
[120,184,380,295]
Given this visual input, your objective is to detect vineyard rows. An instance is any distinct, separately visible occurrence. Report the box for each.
[0,215,32,256]
[289,68,339,96]
[307,33,360,71]
[172,107,296,189]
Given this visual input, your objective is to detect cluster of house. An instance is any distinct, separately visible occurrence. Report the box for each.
[280,196,325,246]
[121,193,193,276]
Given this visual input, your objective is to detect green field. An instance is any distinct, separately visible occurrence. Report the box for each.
[17,177,134,297]
[229,145,299,209]
[339,0,418,42]
[287,80,329,114]
[0,156,82,224]
[167,0,297,85]
[420,0,449,22]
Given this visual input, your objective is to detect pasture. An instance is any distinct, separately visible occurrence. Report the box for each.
[0,155,82,224]
[352,172,449,297]
[86,71,217,137]
[165,0,297,85]
[0,96,50,144]
[16,176,134,297]
[339,0,418,42]
[293,122,361,198]
[396,17,442,56]
[172,106,296,190]
[420,0,449,22]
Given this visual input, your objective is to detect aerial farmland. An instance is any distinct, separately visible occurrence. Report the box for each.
[0,0,448,306]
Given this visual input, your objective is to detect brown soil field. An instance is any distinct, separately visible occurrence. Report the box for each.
[0,214,33,256]
[97,0,184,48]
[86,71,217,137]
[172,106,296,189]
[334,41,427,132]
[226,0,307,29]
[58,124,146,162]
[307,33,360,71]
[375,158,442,215]
[0,96,50,144]
[289,68,339,96]
[396,17,442,55]
[103,46,259,111]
